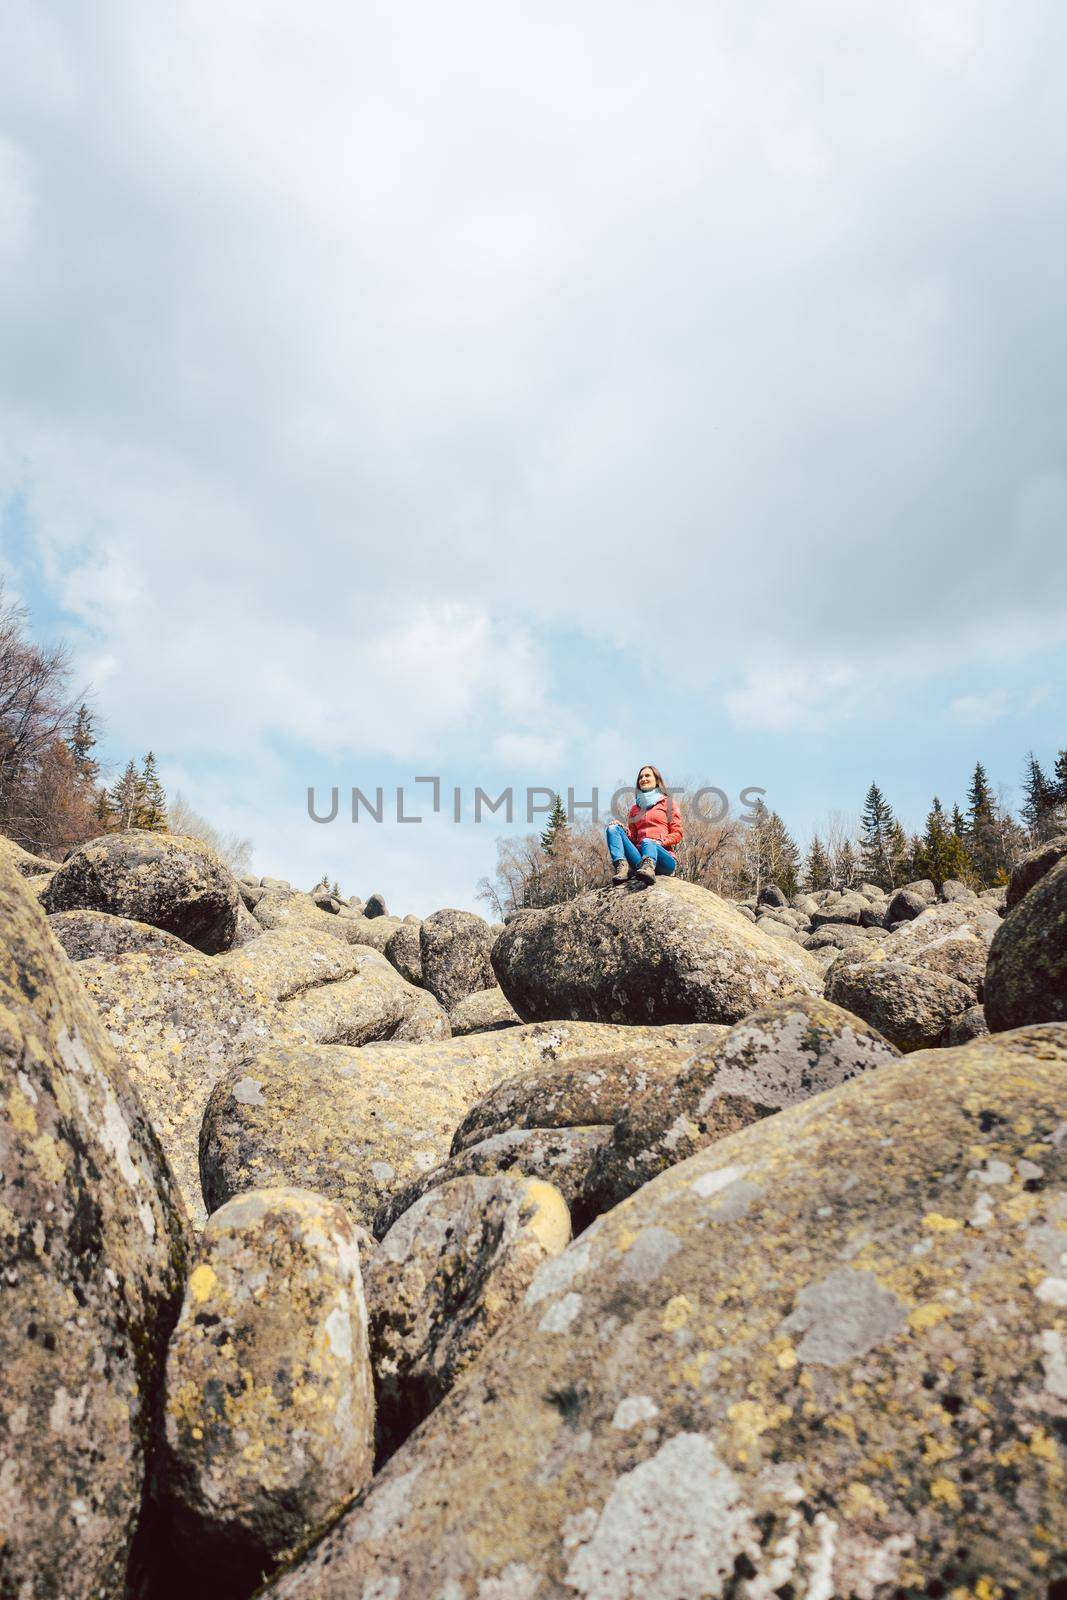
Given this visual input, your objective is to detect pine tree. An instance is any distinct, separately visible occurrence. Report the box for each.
[108,760,145,830]
[1053,750,1067,807]
[540,793,569,855]
[950,804,967,840]
[804,834,832,891]
[967,761,996,830]
[913,798,970,891]
[888,820,911,884]
[331,880,340,897]
[94,786,112,828]
[139,752,167,831]
[67,704,99,782]
[858,782,900,890]
[1021,752,1056,840]
[835,840,857,891]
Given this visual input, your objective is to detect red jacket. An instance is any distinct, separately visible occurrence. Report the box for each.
[628,794,683,851]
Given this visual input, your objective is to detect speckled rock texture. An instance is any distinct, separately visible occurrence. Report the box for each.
[0,853,189,1599]
[47,906,192,961]
[373,1125,615,1238]
[363,892,389,919]
[162,1187,373,1590]
[448,985,521,1035]
[1005,833,1067,911]
[985,855,1067,1031]
[0,833,60,876]
[218,925,448,1041]
[366,1173,571,1462]
[825,958,976,1051]
[383,921,423,986]
[577,997,901,1228]
[200,1023,722,1232]
[491,878,819,1025]
[450,1043,705,1154]
[41,829,241,953]
[280,947,450,1045]
[250,885,401,953]
[79,948,293,1225]
[419,908,496,1009]
[262,1022,1067,1600]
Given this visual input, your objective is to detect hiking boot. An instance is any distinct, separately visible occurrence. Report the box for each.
[633,856,657,887]
[611,857,631,884]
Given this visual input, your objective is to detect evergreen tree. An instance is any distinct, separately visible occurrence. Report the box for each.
[540,793,569,855]
[835,839,857,890]
[888,819,911,884]
[139,752,167,831]
[967,761,996,831]
[804,834,832,891]
[858,782,900,890]
[1021,752,1056,840]
[950,804,967,840]
[67,704,99,782]
[331,880,340,897]
[93,786,112,828]
[108,760,145,830]
[1053,749,1067,808]
[913,797,970,891]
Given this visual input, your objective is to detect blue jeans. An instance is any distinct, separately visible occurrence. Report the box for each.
[606,824,676,875]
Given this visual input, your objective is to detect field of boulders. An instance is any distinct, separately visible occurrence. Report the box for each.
[2,826,1066,1598]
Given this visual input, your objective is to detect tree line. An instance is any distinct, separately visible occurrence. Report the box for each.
[478,756,1067,916]
[0,584,251,870]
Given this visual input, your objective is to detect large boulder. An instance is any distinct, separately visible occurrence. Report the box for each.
[41,830,240,953]
[365,1173,570,1462]
[1006,833,1067,911]
[161,1188,373,1590]
[280,948,449,1045]
[985,855,1067,1030]
[48,907,191,961]
[450,1043,704,1154]
[577,997,900,1226]
[216,925,369,1001]
[419,908,495,1008]
[492,879,818,1025]
[263,1024,1067,1599]
[79,948,292,1225]
[250,885,401,952]
[373,1125,615,1238]
[0,834,61,876]
[0,852,189,1598]
[383,922,423,986]
[448,985,521,1036]
[363,891,389,919]
[200,1022,723,1232]
[825,957,974,1051]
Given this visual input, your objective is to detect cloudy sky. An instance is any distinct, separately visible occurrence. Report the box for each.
[2,1,1065,912]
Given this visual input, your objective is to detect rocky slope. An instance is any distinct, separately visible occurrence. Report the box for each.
[2,827,1065,1598]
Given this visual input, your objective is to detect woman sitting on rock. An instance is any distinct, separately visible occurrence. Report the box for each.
[606,763,683,887]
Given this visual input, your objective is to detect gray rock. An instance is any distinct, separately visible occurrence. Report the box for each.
[0,852,189,1599]
[42,830,240,953]
[260,1026,1067,1600]
[809,892,869,928]
[757,884,788,908]
[577,996,899,1226]
[384,922,423,986]
[373,1125,615,1237]
[47,907,190,961]
[363,892,389,919]
[365,1174,570,1461]
[825,957,974,1050]
[420,908,495,1009]
[448,985,520,1036]
[1006,833,1067,911]
[887,885,931,923]
[940,1003,990,1046]
[941,877,977,903]
[161,1188,373,1589]
[985,855,1067,1030]
[492,878,818,1025]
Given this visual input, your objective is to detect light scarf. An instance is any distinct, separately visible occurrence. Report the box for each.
[634,787,664,810]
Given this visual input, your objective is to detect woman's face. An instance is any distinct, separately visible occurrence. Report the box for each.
[637,767,657,791]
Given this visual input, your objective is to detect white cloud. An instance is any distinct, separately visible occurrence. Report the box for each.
[725,665,860,733]
[1,0,1066,898]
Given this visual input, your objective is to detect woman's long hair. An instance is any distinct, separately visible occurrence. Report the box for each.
[635,763,668,795]
[634,763,676,833]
